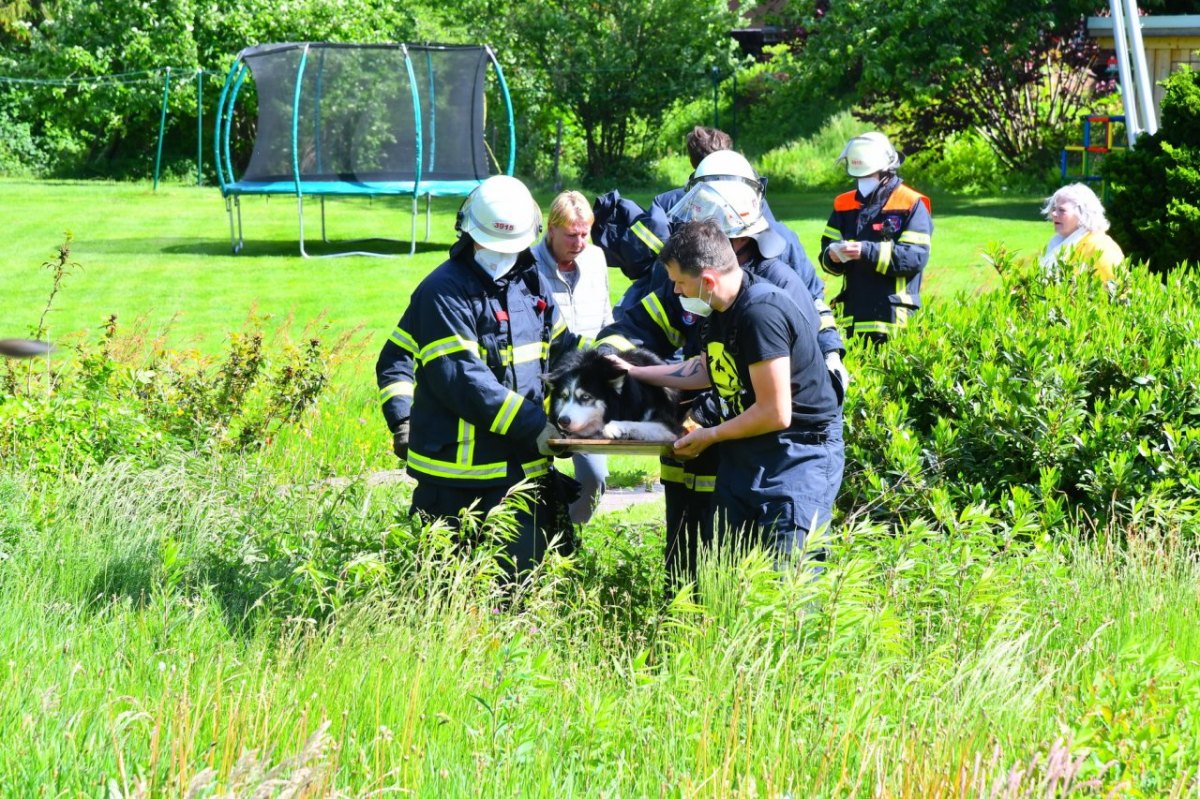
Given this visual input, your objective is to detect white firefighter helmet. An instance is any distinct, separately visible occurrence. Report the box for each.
[457,175,542,253]
[836,132,901,177]
[671,150,767,236]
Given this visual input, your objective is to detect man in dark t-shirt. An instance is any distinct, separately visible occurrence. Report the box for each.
[611,220,845,557]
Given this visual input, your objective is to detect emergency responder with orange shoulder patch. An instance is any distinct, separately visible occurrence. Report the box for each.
[820,132,932,344]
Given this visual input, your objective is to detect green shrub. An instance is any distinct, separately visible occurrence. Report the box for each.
[902,130,1007,196]
[1,240,335,474]
[841,248,1200,530]
[754,111,863,191]
[1104,66,1200,273]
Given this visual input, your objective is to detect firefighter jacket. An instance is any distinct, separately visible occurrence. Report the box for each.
[819,178,932,338]
[590,191,668,281]
[375,238,582,487]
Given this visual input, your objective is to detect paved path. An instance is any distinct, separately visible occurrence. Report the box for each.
[324,470,665,515]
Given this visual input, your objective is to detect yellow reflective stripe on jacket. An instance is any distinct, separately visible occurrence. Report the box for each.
[407,451,508,482]
[659,463,716,492]
[641,293,684,349]
[660,463,685,484]
[390,326,418,353]
[458,418,475,466]
[898,230,931,247]
[893,305,910,327]
[410,420,548,481]
[379,381,413,403]
[522,459,550,480]
[630,220,664,253]
[875,240,893,274]
[595,334,636,351]
[550,316,568,341]
[491,391,524,435]
[853,320,893,335]
[505,342,546,366]
[823,225,841,241]
[421,334,481,364]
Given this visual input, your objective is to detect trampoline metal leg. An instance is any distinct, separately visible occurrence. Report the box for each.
[410,194,418,256]
[425,193,432,242]
[298,196,311,258]
[321,197,329,243]
[226,196,244,255]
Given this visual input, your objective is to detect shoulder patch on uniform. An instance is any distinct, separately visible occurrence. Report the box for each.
[833,190,861,212]
[884,184,932,214]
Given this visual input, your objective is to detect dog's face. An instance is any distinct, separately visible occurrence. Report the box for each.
[547,370,610,437]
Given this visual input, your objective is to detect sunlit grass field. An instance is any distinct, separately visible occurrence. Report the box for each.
[8,178,1193,796]
[0,177,1049,486]
[0,178,1045,349]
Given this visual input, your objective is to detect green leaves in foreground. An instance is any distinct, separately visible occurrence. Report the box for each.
[842,253,1200,532]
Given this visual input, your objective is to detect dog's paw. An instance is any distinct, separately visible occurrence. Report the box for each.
[601,421,628,440]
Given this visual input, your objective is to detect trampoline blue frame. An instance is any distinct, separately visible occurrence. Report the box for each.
[214,42,516,258]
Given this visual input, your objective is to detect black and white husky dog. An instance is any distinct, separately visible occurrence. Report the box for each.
[544,348,684,441]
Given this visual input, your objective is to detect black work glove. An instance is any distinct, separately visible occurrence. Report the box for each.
[392,419,410,460]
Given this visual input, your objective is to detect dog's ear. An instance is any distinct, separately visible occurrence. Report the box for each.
[609,373,626,393]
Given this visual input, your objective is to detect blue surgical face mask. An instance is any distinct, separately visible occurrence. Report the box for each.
[857,176,882,197]
[678,279,714,317]
[475,248,518,280]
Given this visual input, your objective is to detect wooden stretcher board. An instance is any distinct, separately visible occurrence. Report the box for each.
[547,439,674,456]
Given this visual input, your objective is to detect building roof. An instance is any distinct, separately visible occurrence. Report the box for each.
[1087,14,1200,38]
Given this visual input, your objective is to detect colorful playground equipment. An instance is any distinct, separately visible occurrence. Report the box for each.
[1060,114,1126,191]
[213,42,515,257]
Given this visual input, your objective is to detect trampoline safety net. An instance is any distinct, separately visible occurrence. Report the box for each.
[214,42,515,256]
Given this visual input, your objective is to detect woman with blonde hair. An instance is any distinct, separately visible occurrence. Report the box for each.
[1039,182,1125,281]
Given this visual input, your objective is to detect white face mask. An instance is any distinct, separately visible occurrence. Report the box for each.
[678,280,714,317]
[857,176,882,197]
[475,248,519,280]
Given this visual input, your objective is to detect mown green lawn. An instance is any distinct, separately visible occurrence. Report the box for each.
[0,178,1046,349]
[0,178,1050,485]
[3,179,1199,795]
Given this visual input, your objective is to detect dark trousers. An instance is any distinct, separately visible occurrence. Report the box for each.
[662,446,720,586]
[714,416,845,561]
[411,480,552,577]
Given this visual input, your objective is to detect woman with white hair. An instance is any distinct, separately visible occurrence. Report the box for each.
[1039,183,1125,281]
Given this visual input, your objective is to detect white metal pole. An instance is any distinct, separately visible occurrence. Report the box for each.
[1123,0,1159,134]
[1109,0,1140,144]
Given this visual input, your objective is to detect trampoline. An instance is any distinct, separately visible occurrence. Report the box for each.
[213,42,515,257]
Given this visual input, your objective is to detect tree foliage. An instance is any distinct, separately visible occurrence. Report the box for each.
[765,0,1105,170]
[0,0,441,177]
[448,0,737,181]
[0,0,737,181]
[1104,66,1200,273]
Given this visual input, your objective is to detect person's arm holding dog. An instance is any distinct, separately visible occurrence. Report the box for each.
[673,357,791,459]
[611,345,792,459]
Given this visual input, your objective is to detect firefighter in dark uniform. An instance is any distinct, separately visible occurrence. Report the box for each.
[375,175,581,576]
[611,220,843,558]
[597,152,844,583]
[820,132,932,343]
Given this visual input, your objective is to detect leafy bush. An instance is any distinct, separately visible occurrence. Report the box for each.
[1,240,335,474]
[1104,66,1200,273]
[840,247,1200,531]
[902,130,1013,196]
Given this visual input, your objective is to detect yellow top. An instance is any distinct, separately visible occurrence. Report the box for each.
[1072,230,1125,282]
